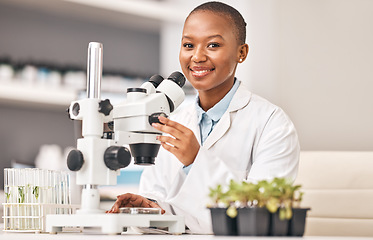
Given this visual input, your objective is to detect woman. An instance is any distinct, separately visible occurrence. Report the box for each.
[108,1,300,234]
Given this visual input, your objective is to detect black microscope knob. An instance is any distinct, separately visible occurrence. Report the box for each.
[148,112,168,125]
[66,107,70,118]
[67,149,84,171]
[98,99,113,116]
[104,146,131,171]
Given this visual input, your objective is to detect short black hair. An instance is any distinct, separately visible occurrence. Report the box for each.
[188,1,247,45]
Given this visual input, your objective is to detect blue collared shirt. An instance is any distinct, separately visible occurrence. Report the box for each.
[183,79,240,174]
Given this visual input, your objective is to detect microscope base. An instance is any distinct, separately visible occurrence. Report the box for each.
[46,213,185,235]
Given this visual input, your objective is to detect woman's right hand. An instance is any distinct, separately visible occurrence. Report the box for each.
[106,193,165,214]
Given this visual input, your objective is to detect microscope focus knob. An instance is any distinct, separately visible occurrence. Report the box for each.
[104,146,131,171]
[67,149,84,171]
[148,112,168,125]
[98,99,113,116]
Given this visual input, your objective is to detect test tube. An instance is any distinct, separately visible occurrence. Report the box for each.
[40,169,48,204]
[8,168,17,230]
[4,169,9,203]
[27,169,34,230]
[60,171,66,213]
[31,169,39,230]
[65,171,72,214]
[54,171,62,214]
[3,169,11,230]
[13,169,20,230]
[20,169,27,230]
[48,170,54,206]
[31,168,40,230]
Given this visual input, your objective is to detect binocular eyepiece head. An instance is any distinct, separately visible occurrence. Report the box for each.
[167,71,185,88]
[153,71,185,113]
[149,71,185,89]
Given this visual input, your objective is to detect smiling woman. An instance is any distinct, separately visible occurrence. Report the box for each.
[109,1,300,234]
[179,8,248,111]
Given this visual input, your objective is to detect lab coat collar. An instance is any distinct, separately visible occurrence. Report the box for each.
[181,82,252,149]
[195,79,240,124]
[202,82,252,149]
[227,81,252,113]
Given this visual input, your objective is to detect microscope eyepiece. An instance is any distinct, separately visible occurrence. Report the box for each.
[155,71,185,113]
[149,74,164,88]
[167,71,185,87]
[127,88,147,93]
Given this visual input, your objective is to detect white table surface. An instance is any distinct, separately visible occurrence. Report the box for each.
[1,228,373,240]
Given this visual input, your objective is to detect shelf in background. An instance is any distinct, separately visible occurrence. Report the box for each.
[0,81,77,110]
[65,0,188,22]
[0,0,189,33]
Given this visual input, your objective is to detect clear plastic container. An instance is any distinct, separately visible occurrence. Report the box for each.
[119,207,161,215]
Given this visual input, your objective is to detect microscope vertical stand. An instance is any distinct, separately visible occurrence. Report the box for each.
[47,42,185,235]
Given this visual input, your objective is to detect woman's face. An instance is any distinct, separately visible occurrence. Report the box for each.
[179,11,246,93]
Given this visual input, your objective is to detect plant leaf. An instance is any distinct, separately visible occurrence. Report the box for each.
[226,205,237,218]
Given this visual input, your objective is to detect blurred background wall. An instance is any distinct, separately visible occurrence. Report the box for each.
[161,0,373,151]
[0,0,161,188]
[0,0,372,188]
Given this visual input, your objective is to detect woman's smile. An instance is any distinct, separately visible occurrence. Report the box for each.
[190,66,215,78]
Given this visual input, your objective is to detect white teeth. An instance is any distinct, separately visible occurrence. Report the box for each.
[193,69,210,74]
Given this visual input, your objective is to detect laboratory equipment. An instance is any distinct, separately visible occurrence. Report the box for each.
[2,168,76,232]
[120,207,161,215]
[45,42,185,234]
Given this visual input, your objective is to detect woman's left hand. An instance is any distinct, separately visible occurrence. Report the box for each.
[106,193,165,214]
[152,116,200,166]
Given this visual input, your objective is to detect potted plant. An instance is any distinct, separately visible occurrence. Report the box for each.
[207,184,237,236]
[232,180,271,236]
[261,178,310,236]
[265,178,293,236]
[288,185,310,236]
[207,178,310,236]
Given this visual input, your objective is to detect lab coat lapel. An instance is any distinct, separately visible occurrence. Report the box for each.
[189,107,201,145]
[203,84,252,149]
[178,104,201,145]
[203,112,230,149]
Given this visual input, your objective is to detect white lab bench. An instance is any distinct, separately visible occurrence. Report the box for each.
[1,227,373,240]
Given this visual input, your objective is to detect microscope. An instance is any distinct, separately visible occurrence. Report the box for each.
[46,42,185,234]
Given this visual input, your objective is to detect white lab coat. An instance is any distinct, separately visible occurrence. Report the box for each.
[139,81,300,234]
